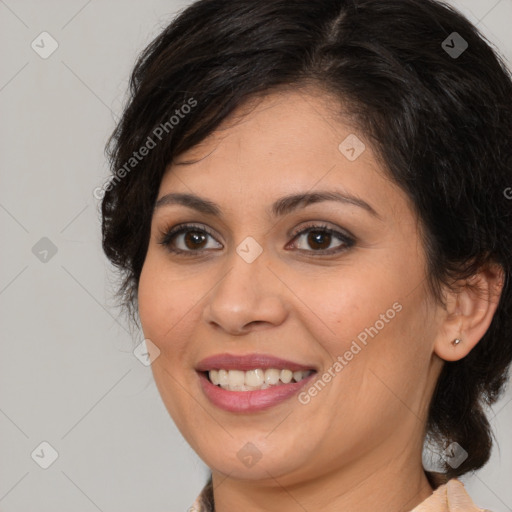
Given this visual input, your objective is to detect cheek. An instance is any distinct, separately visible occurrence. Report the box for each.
[137,256,201,421]
[137,255,193,352]
[137,259,166,340]
[289,263,406,345]
[298,259,433,396]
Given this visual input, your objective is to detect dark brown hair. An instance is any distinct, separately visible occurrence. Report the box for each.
[101,0,512,488]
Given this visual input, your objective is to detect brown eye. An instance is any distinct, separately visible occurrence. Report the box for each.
[159,224,222,255]
[306,230,333,250]
[289,224,355,254]
[183,230,208,250]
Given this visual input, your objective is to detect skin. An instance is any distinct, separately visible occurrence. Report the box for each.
[137,87,503,512]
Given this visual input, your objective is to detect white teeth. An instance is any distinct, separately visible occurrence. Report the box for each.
[225,370,245,390]
[280,369,293,384]
[218,369,229,387]
[293,371,303,382]
[210,369,219,386]
[207,368,313,391]
[265,368,280,385]
[245,369,265,387]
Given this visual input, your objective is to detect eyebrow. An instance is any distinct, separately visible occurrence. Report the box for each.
[154,190,380,219]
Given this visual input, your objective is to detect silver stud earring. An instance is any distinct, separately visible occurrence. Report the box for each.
[453,338,462,345]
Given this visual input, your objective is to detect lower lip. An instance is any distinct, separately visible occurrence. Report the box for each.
[198,371,317,413]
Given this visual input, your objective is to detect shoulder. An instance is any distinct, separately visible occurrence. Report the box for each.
[410,479,491,512]
[445,479,491,512]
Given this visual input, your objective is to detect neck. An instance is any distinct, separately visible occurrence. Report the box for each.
[211,442,433,512]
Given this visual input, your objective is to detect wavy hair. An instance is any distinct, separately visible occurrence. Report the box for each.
[101,0,512,488]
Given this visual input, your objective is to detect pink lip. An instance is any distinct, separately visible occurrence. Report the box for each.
[197,371,317,413]
[195,353,317,372]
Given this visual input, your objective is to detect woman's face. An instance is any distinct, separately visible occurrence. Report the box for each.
[138,89,445,486]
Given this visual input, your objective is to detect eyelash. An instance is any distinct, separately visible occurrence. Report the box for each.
[157,222,355,257]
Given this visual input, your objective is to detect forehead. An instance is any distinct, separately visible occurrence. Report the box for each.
[158,89,409,220]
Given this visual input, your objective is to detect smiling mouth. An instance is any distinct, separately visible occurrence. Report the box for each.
[203,368,316,391]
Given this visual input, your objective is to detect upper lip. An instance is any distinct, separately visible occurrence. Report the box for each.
[195,353,317,372]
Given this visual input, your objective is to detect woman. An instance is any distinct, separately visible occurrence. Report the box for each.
[100,0,512,510]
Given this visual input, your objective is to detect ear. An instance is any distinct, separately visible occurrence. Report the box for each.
[434,263,505,362]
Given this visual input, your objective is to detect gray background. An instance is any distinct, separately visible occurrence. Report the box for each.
[0,1,511,511]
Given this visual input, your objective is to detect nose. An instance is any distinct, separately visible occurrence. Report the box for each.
[202,248,288,335]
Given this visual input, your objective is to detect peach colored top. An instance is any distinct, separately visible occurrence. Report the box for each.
[410,479,489,512]
[191,478,490,512]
